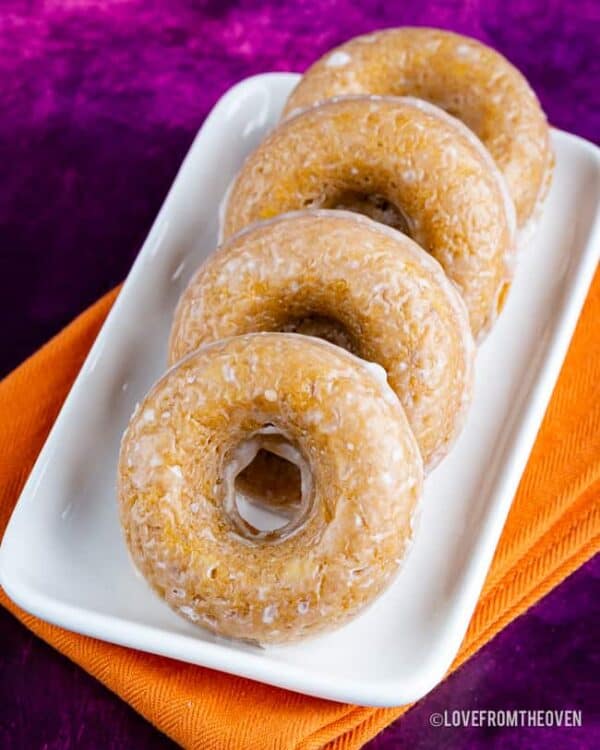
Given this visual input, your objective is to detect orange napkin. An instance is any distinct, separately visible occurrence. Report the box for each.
[1,273,599,750]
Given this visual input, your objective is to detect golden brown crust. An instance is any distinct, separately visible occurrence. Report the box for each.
[170,211,475,470]
[118,333,423,643]
[223,96,515,341]
[283,27,553,228]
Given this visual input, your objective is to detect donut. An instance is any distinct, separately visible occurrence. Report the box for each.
[222,96,515,341]
[118,333,423,644]
[283,27,553,230]
[170,210,475,471]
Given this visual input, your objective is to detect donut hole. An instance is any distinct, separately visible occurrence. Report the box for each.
[223,429,313,541]
[237,449,302,512]
[279,314,360,355]
[326,190,412,234]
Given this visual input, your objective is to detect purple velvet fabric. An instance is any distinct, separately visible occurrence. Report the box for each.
[0,0,598,747]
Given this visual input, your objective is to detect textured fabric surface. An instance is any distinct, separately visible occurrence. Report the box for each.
[0,270,598,748]
[1,1,599,748]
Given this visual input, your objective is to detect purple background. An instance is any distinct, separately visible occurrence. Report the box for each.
[0,0,598,747]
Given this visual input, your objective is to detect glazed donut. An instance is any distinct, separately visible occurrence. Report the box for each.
[222,96,515,341]
[118,333,423,644]
[171,210,474,470]
[283,27,553,230]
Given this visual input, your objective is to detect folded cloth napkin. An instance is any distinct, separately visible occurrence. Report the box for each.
[1,272,599,750]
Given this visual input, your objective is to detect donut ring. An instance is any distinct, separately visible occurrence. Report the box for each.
[283,27,553,230]
[118,333,423,644]
[170,210,475,471]
[223,96,515,341]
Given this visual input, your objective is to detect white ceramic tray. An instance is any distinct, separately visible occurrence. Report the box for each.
[1,73,599,708]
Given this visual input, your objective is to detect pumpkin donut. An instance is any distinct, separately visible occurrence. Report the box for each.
[222,96,515,341]
[170,210,475,471]
[283,27,553,230]
[118,333,423,644]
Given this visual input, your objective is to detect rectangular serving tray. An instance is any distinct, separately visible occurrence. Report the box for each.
[1,73,599,707]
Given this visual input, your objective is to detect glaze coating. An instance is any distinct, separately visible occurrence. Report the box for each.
[223,96,515,340]
[283,27,553,229]
[170,211,475,470]
[118,333,423,643]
